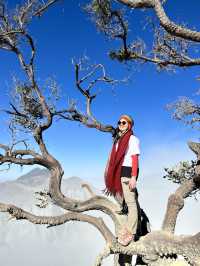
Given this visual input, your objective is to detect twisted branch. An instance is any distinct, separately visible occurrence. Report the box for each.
[0,202,115,244]
[162,141,200,233]
[162,177,198,233]
[117,0,200,42]
[89,0,200,68]
[52,60,116,134]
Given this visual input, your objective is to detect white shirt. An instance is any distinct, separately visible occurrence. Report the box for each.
[116,135,140,167]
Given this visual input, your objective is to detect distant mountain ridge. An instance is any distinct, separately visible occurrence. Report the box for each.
[16,167,50,186]
[0,167,88,208]
[15,167,84,188]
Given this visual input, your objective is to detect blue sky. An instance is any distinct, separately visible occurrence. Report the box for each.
[0,0,200,233]
[0,0,199,181]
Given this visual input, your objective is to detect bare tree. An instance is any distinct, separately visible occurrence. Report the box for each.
[0,1,200,266]
[85,0,200,70]
[85,0,200,151]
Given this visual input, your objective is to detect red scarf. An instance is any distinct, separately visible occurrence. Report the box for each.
[104,130,133,197]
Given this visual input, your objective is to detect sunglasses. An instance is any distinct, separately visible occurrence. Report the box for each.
[118,120,127,126]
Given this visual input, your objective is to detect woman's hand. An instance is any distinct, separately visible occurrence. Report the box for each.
[129,176,137,191]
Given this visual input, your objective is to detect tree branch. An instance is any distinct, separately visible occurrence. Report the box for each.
[161,177,198,233]
[154,0,200,42]
[82,183,96,197]
[94,245,111,266]
[89,1,200,69]
[74,61,116,133]
[111,48,200,68]
[53,108,115,133]
[33,0,61,17]
[0,155,44,167]
[117,0,200,42]
[0,1,55,156]
[49,169,121,227]
[116,0,154,8]
[162,141,200,233]
[110,231,200,265]
[0,202,115,244]
[0,141,47,168]
[11,149,41,158]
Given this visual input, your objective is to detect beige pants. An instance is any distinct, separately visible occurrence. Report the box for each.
[120,176,138,234]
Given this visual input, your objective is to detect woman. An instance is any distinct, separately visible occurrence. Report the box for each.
[104,114,140,246]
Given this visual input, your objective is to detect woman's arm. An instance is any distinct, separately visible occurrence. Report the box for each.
[129,154,139,191]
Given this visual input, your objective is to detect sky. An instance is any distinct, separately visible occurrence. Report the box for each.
[0,0,200,236]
